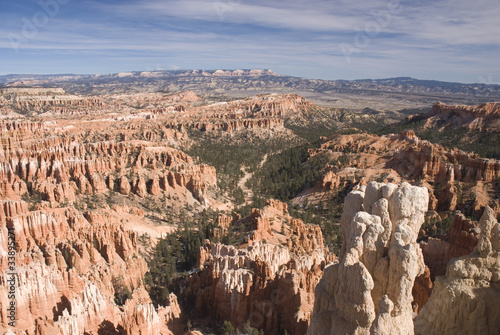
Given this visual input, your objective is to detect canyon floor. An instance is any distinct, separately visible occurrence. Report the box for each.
[0,71,499,335]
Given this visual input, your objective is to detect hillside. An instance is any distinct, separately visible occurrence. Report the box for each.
[378,102,500,159]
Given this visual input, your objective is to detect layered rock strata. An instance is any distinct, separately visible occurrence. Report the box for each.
[420,212,479,277]
[423,102,500,131]
[0,202,180,334]
[0,121,216,206]
[186,200,330,335]
[308,132,500,214]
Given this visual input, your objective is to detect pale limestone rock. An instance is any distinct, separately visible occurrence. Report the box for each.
[308,182,428,335]
[414,206,500,335]
[364,181,383,214]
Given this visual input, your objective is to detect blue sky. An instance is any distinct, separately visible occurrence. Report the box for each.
[1,0,499,83]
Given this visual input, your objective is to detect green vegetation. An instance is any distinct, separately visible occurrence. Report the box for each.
[113,276,132,306]
[420,214,454,238]
[287,186,352,254]
[376,117,500,159]
[245,138,355,254]
[250,144,326,201]
[220,320,263,335]
[185,129,298,203]
[21,189,44,210]
[221,321,236,335]
[241,321,264,335]
[144,210,218,307]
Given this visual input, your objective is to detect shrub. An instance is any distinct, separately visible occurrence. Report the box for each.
[222,321,236,335]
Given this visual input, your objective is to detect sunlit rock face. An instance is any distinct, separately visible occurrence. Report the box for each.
[308,182,429,335]
[414,206,500,335]
[186,199,331,335]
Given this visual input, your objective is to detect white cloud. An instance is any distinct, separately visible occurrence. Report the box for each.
[0,0,499,82]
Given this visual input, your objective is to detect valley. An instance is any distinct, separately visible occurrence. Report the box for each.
[0,71,499,335]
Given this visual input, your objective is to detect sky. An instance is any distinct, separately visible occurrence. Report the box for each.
[0,0,499,83]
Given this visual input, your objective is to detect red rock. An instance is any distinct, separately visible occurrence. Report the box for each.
[185,200,331,335]
[118,175,131,195]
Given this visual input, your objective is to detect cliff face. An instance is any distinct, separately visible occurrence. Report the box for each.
[412,212,480,310]
[0,93,225,334]
[308,182,429,335]
[186,200,330,335]
[0,120,216,207]
[420,212,479,277]
[388,135,500,184]
[414,206,500,335]
[425,102,500,131]
[306,132,500,214]
[1,89,104,115]
[0,202,180,334]
[161,93,313,135]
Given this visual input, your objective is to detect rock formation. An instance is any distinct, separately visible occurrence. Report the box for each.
[0,202,181,334]
[414,206,500,334]
[0,105,207,333]
[411,211,481,312]
[0,202,179,334]
[303,131,500,215]
[308,182,429,335]
[161,93,313,136]
[0,88,104,115]
[420,212,479,277]
[0,118,217,207]
[424,102,500,131]
[186,200,330,335]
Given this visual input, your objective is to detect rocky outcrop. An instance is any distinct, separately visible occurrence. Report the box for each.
[308,182,429,335]
[8,93,104,115]
[411,266,433,313]
[186,200,329,335]
[414,206,500,334]
[162,93,313,135]
[426,102,500,131]
[122,288,180,335]
[307,132,500,215]
[389,137,500,184]
[420,212,479,278]
[0,203,179,334]
[0,120,217,205]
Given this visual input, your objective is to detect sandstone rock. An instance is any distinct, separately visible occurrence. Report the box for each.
[149,176,160,195]
[89,173,107,194]
[133,176,147,198]
[310,132,500,215]
[414,206,500,335]
[119,175,131,195]
[0,205,149,334]
[428,102,500,131]
[411,266,433,313]
[186,201,329,335]
[308,182,428,335]
[420,212,479,278]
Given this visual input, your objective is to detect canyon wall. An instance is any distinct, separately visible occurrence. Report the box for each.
[0,202,180,334]
[425,102,500,131]
[0,120,216,206]
[186,200,330,335]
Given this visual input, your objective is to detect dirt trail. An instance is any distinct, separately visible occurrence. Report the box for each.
[238,154,268,205]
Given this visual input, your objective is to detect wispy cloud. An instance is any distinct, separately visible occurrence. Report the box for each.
[0,0,499,82]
